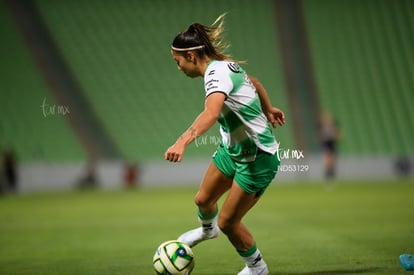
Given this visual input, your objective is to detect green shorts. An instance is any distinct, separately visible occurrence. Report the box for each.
[212,144,280,196]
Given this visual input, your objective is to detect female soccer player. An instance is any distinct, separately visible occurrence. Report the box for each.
[164,14,285,275]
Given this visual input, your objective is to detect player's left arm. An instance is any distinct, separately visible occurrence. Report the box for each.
[249,75,285,128]
[164,92,225,162]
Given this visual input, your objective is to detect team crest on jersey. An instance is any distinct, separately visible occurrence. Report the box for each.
[228,62,241,73]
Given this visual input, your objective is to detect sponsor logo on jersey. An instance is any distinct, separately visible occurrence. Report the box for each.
[206,79,219,92]
[228,62,241,73]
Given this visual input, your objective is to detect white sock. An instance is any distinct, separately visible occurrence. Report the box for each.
[197,208,219,235]
[239,245,265,267]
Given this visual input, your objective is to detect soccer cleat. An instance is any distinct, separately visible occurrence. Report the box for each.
[400,254,414,271]
[177,226,219,248]
[237,264,269,275]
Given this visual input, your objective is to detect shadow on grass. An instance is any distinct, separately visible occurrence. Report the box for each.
[282,267,380,275]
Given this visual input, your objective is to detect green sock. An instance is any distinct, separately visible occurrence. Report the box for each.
[197,207,218,220]
[197,207,218,233]
[238,244,264,267]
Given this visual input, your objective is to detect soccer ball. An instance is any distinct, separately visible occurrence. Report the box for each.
[153,240,195,274]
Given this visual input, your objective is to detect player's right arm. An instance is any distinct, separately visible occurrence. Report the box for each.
[164,92,225,162]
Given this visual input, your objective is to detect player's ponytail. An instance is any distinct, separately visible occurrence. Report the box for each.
[171,13,234,61]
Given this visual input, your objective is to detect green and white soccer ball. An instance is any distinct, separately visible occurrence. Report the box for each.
[153,240,195,275]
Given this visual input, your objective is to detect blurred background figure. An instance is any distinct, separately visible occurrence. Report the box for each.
[77,159,98,189]
[318,111,340,180]
[394,156,411,178]
[124,161,139,188]
[1,149,18,194]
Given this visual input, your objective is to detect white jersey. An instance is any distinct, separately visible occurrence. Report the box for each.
[204,60,279,162]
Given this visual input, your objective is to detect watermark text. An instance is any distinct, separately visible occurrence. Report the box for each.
[40,98,70,117]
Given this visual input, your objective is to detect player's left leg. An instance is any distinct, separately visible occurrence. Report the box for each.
[220,152,279,275]
[219,182,268,275]
[218,182,259,249]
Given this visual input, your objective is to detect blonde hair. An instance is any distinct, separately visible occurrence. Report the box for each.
[171,13,237,62]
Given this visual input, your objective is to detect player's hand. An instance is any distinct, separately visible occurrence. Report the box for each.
[164,143,185,162]
[266,107,285,128]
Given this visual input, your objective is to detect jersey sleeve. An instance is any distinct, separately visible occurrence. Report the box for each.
[204,62,233,97]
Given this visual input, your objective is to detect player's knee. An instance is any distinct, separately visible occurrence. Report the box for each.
[218,215,236,234]
[194,191,214,208]
[194,192,208,208]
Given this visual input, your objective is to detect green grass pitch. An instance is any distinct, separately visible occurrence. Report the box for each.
[0,180,413,274]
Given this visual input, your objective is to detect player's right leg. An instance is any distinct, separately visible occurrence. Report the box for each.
[178,161,233,247]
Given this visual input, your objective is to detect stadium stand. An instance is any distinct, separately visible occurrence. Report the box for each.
[3,0,412,164]
[303,0,414,155]
[0,1,85,161]
[2,0,413,192]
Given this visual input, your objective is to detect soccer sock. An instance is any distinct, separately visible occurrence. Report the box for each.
[197,207,218,234]
[238,244,264,267]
